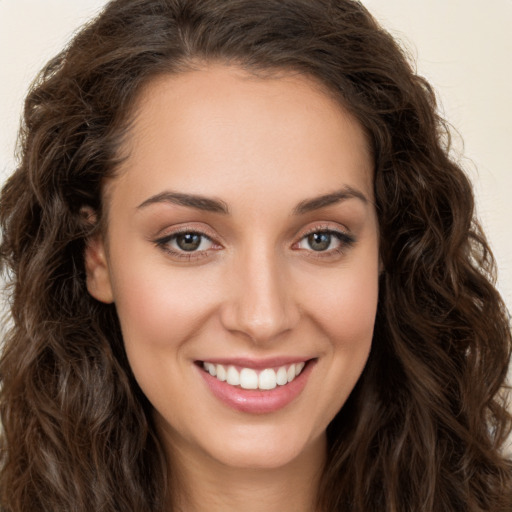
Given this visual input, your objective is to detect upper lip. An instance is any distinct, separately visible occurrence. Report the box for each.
[197,357,314,370]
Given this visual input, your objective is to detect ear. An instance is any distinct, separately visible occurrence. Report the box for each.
[82,209,114,304]
[84,234,114,303]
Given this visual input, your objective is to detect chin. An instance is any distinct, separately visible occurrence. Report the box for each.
[199,423,325,471]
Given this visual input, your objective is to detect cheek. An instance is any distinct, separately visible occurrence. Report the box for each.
[306,257,378,377]
[109,254,220,352]
[109,260,223,415]
[305,260,379,345]
[313,269,378,410]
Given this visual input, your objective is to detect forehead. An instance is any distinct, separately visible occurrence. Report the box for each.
[109,65,374,212]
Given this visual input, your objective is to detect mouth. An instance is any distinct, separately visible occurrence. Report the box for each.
[195,358,316,414]
[199,360,307,390]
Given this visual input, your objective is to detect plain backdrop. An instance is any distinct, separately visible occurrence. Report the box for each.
[0,0,511,314]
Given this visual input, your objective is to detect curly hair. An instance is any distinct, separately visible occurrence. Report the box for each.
[1,0,511,510]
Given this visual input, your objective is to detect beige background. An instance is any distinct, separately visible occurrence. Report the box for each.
[1,0,511,313]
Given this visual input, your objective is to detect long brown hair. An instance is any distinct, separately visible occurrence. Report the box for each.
[1,1,511,510]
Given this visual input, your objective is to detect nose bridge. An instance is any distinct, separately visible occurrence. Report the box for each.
[221,239,299,343]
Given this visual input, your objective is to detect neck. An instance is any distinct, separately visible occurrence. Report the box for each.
[165,434,326,512]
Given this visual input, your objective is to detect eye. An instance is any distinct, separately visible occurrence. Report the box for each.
[299,232,335,252]
[295,228,355,255]
[171,232,212,252]
[154,229,218,260]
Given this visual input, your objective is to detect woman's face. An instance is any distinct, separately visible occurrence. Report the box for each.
[86,65,380,471]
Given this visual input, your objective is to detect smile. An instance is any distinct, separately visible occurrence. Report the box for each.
[197,357,316,414]
[202,361,306,390]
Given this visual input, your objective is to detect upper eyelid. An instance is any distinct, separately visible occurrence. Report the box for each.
[300,224,348,236]
[295,222,353,243]
[154,224,219,243]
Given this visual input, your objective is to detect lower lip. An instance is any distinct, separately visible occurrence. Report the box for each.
[197,360,315,414]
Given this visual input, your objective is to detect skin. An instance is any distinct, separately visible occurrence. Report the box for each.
[85,64,380,512]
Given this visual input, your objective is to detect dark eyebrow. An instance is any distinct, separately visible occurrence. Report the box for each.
[137,186,368,216]
[292,186,369,215]
[137,191,230,214]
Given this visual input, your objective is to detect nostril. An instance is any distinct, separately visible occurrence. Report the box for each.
[219,302,300,344]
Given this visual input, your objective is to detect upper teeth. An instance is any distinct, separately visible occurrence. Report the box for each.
[202,362,306,390]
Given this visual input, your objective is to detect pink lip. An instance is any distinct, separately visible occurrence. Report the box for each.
[197,359,316,414]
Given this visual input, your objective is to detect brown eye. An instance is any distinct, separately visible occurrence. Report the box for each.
[176,233,203,251]
[307,232,332,251]
[295,228,355,255]
[155,231,215,256]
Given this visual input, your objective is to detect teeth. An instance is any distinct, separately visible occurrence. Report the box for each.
[259,369,277,390]
[226,365,240,386]
[216,364,226,382]
[204,362,216,376]
[202,361,307,390]
[276,366,288,386]
[240,368,258,389]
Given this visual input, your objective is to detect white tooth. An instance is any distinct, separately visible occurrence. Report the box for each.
[226,366,240,386]
[287,365,295,383]
[276,366,288,386]
[259,369,277,390]
[295,362,305,376]
[203,362,216,375]
[239,368,258,389]
[216,364,226,381]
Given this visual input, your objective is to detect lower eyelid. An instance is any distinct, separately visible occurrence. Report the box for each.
[155,240,214,262]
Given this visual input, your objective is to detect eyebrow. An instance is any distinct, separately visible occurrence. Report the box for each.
[136,186,368,215]
[292,186,369,215]
[137,191,230,214]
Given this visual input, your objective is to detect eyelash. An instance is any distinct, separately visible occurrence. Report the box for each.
[154,224,356,262]
[296,225,356,259]
[154,227,218,262]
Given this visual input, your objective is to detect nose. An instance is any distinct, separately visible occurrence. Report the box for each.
[219,247,300,344]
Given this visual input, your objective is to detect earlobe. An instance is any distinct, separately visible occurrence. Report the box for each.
[85,234,114,304]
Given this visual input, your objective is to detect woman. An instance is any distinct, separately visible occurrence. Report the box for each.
[0,0,510,510]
